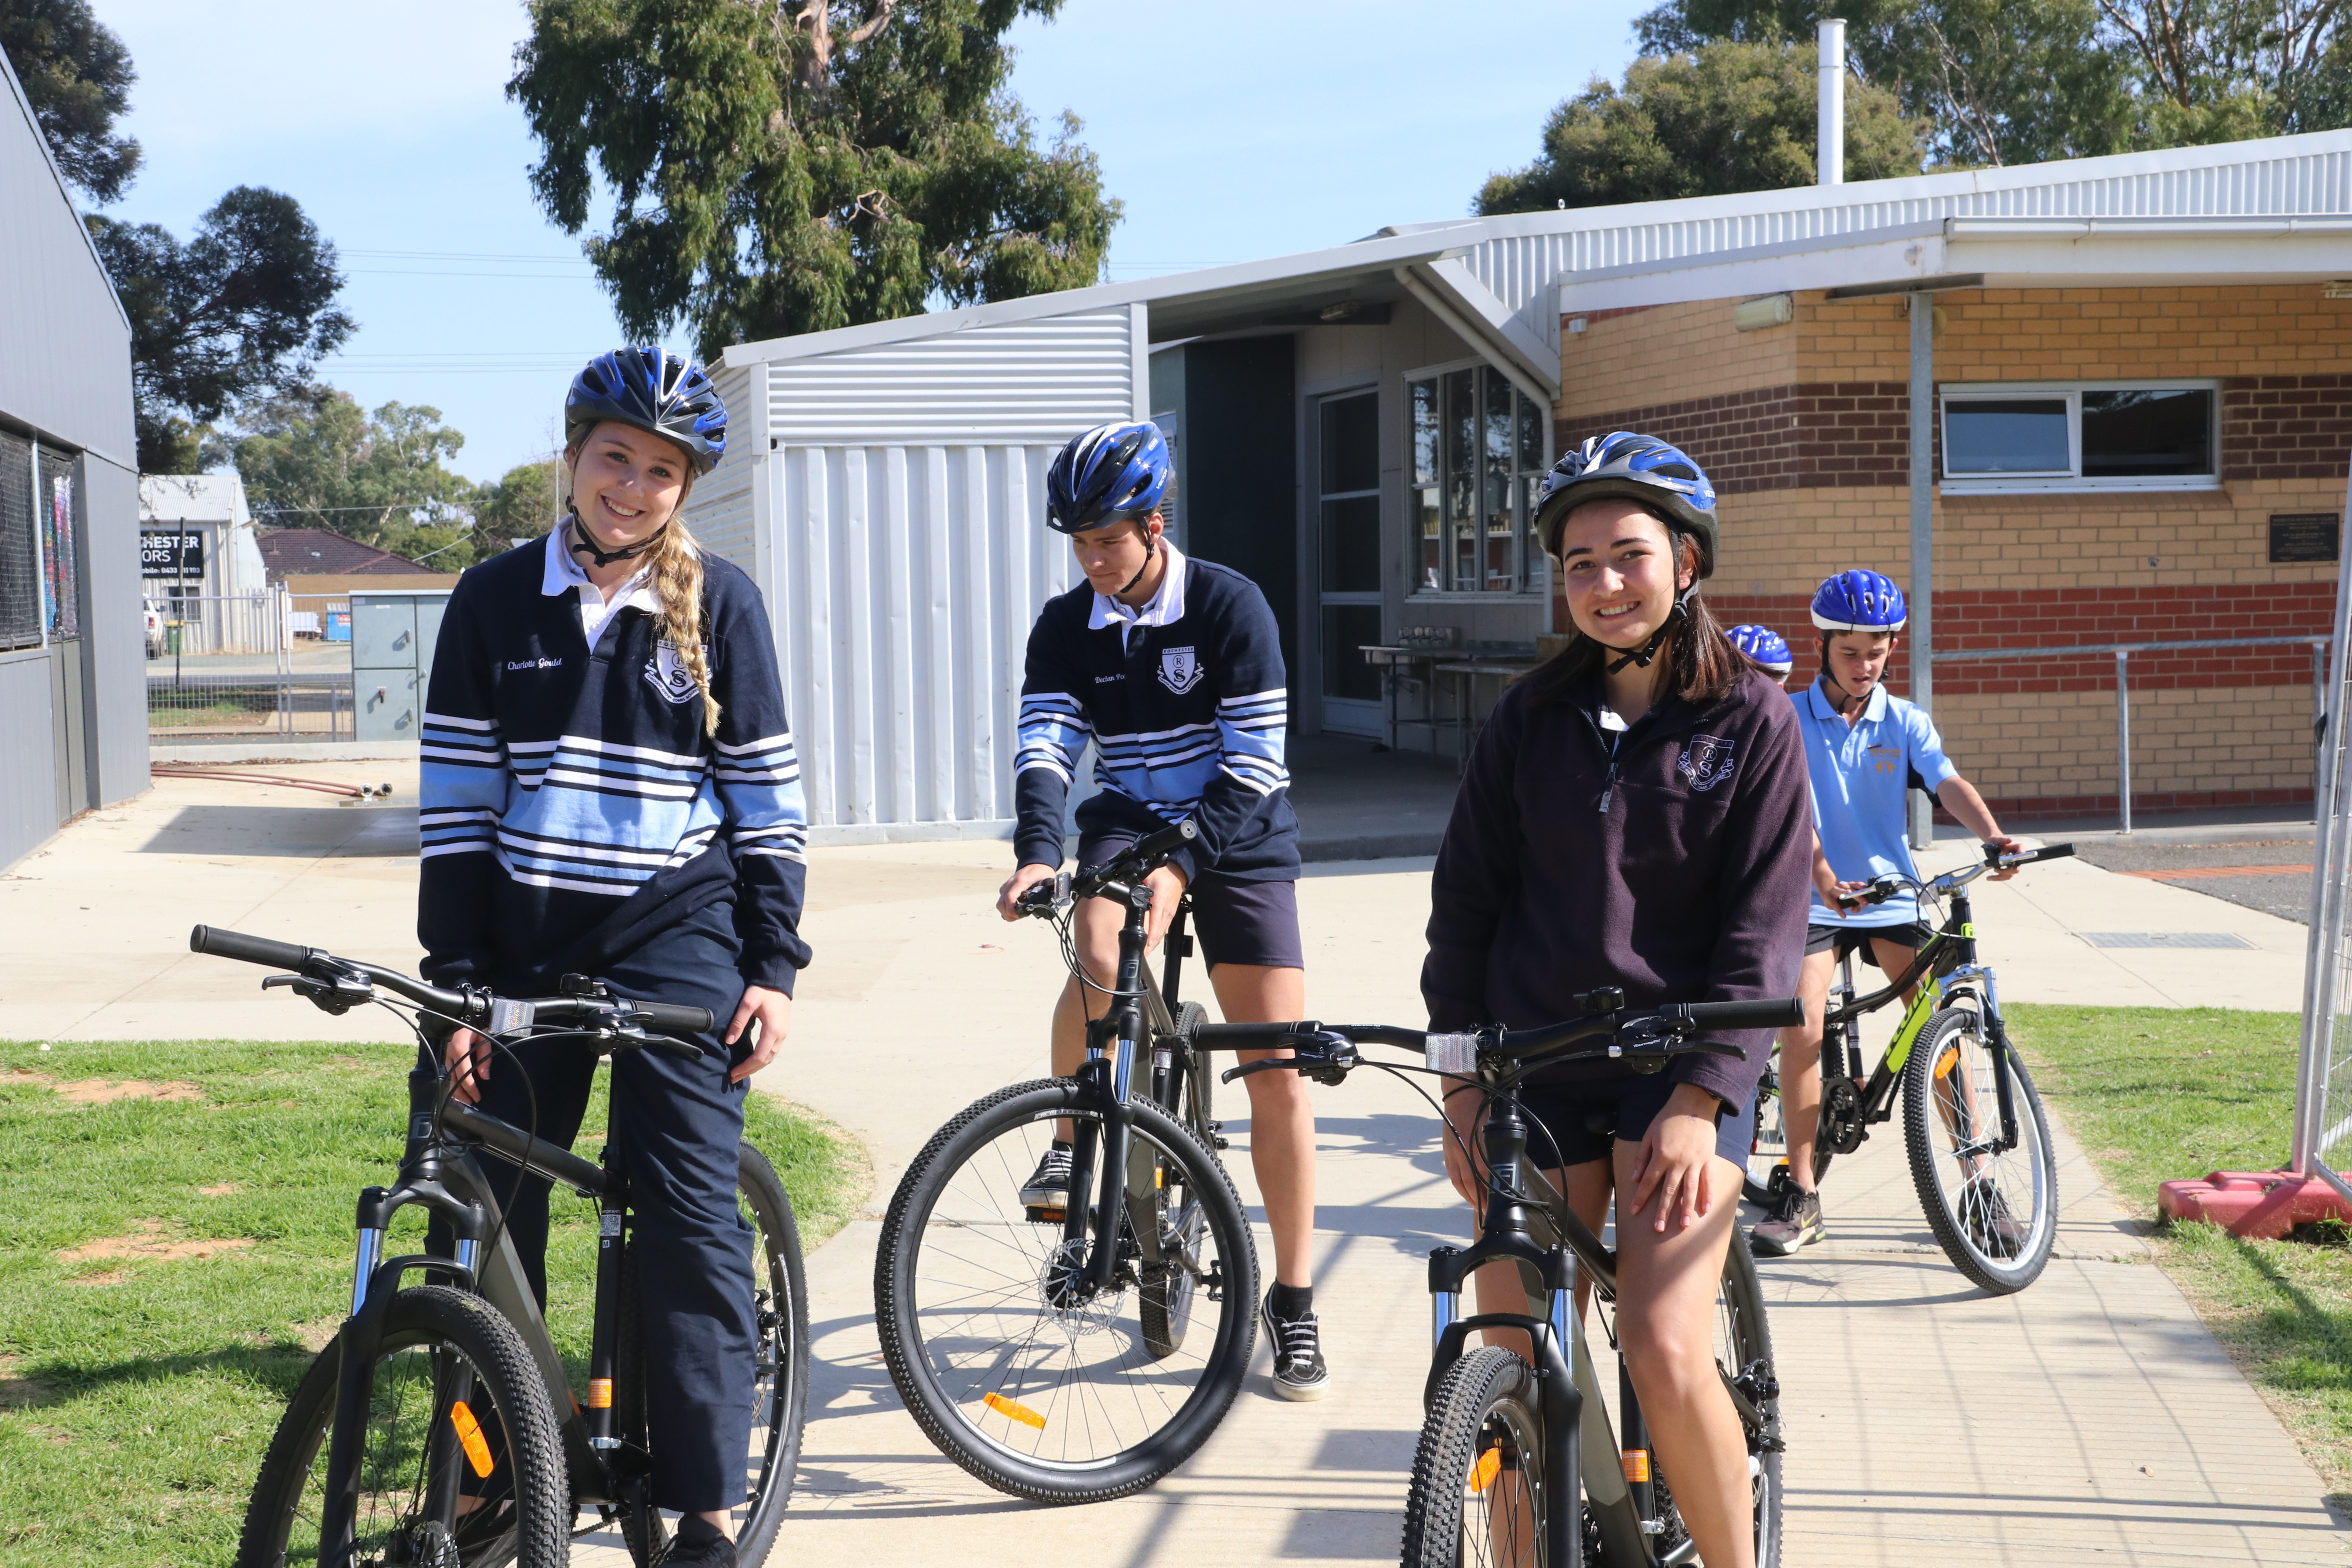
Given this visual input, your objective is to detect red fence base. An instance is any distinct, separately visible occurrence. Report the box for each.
[2156,1169,2352,1239]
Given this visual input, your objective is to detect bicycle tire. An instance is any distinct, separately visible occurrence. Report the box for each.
[1902,1007,2058,1294]
[615,1141,810,1567]
[234,1285,568,1568]
[1142,1001,1218,1359]
[1719,1227,1784,1568]
[1744,1065,1789,1207]
[1174,998,1212,1142]
[875,1077,1258,1502]
[1399,1346,1549,1568]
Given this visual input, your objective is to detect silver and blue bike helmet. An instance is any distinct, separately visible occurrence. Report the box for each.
[1726,624,1794,677]
[1046,421,1172,534]
[1533,430,1720,574]
[565,348,728,477]
[1811,570,1908,634]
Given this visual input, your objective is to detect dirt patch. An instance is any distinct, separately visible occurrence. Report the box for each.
[56,1220,254,1274]
[198,1183,240,1197]
[288,1320,339,1353]
[0,1356,60,1410]
[55,1078,204,1105]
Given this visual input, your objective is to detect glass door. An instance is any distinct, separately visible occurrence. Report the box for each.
[1317,390,1383,736]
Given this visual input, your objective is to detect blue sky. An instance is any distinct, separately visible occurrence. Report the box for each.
[95,0,1650,485]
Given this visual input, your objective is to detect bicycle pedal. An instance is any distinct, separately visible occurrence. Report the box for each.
[1212,1136,1230,1151]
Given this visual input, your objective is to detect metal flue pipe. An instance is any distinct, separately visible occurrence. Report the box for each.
[1818,19,1847,186]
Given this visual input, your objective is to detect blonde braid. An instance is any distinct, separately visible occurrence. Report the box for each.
[647,488,722,738]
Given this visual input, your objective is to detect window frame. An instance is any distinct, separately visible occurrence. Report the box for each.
[1939,378,2222,495]
[1402,354,1551,601]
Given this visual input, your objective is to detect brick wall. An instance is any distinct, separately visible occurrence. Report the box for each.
[1557,383,1922,491]
[2223,374,2352,481]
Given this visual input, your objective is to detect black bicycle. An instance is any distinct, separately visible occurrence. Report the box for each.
[190,926,809,1568]
[871,820,1259,1503]
[1745,842,2074,1294]
[1207,992,1798,1568]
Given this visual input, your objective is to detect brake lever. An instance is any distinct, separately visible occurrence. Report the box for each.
[610,1024,708,1062]
[262,962,376,1016]
[1219,1033,1359,1087]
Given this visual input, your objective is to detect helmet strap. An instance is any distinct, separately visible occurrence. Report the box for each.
[1817,635,1873,717]
[1601,586,1691,675]
[1114,535,1160,599]
[568,514,667,569]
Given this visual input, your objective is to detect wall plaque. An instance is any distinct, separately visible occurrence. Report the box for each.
[2269,514,2339,564]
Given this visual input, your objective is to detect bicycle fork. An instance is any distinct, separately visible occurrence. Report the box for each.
[1063,878,1155,1295]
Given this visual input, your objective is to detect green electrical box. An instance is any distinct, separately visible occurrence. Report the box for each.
[351,588,452,742]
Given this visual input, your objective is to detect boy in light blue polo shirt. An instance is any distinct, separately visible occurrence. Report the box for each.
[1752,570,2020,1255]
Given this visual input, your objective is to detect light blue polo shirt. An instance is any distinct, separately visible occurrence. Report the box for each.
[1793,679,1960,928]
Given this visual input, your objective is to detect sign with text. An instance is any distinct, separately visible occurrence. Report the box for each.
[2270,514,2340,564]
[140,529,204,578]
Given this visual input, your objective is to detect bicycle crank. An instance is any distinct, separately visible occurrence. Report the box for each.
[1819,1076,1867,1155]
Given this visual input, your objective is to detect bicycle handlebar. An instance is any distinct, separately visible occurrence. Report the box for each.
[1013,819,1200,918]
[188,924,715,1045]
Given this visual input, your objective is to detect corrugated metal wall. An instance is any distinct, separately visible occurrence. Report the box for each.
[741,305,1143,834]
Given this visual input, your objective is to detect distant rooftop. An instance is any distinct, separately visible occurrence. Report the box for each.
[255,527,445,581]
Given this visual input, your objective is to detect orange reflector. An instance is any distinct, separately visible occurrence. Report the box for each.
[1470,1446,1502,1493]
[588,1377,612,1410]
[1935,1045,1960,1080]
[450,1400,494,1479]
[984,1392,1047,1430]
[1622,1450,1651,1484]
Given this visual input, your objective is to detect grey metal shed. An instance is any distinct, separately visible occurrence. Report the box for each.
[0,51,147,870]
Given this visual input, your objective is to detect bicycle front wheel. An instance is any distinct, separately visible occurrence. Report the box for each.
[875,1077,1258,1502]
[1902,1007,2058,1294]
[234,1285,569,1568]
[1401,1345,1550,1568]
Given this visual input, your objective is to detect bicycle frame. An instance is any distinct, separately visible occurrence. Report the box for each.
[1816,884,2021,1158]
[318,1065,643,1565]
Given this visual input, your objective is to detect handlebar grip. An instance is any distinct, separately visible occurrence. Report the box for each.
[623,999,715,1036]
[1190,1021,1315,1050]
[1670,998,1806,1030]
[1131,818,1198,863]
[2020,842,2076,863]
[190,924,318,971]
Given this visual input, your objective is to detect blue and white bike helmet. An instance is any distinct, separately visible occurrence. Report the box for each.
[1046,421,1172,534]
[1533,430,1720,574]
[1811,570,1909,634]
[565,347,728,476]
[1726,624,1794,677]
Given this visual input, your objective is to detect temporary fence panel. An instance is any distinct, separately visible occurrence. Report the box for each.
[2297,457,2352,1198]
[732,304,1144,835]
[146,587,354,742]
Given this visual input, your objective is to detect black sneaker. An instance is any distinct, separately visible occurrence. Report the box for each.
[1261,1289,1332,1402]
[1017,1146,1073,1210]
[1962,1178,2029,1257]
[652,1529,738,1567]
[1750,1187,1825,1256]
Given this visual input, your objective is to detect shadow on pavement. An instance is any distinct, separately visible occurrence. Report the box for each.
[136,804,420,859]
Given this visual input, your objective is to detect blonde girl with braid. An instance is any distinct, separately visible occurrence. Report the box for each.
[420,348,810,1564]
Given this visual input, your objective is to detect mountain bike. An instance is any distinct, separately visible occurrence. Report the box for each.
[190,926,809,1568]
[1744,842,2075,1294]
[1207,990,1799,1566]
[872,820,1259,1502]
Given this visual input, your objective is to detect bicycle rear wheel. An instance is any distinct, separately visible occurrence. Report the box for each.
[1902,1007,2058,1294]
[234,1285,568,1568]
[875,1078,1258,1502]
[1744,1063,1790,1208]
[614,1141,810,1567]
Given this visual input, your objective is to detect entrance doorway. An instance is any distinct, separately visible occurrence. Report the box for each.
[1316,389,1382,736]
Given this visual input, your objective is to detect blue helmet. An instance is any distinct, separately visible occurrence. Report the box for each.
[1534,430,1719,572]
[1046,421,1172,534]
[566,348,728,476]
[1811,570,1908,633]
[1726,624,1794,675]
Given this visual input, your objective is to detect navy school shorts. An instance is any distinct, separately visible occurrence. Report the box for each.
[1077,831,1305,971]
[1804,921,1934,964]
[1514,1073,1756,1171]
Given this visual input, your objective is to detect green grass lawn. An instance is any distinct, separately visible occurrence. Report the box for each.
[2007,1003,2352,1499]
[0,1039,865,1566]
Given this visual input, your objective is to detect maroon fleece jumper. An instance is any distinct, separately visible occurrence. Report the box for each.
[1421,664,1814,1111]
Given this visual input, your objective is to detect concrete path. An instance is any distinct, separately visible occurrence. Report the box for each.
[0,769,2342,1562]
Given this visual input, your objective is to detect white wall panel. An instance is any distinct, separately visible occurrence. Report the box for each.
[765,308,1138,443]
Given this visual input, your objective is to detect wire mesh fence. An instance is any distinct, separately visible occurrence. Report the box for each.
[2296,482,2352,1199]
[0,428,40,651]
[147,589,355,742]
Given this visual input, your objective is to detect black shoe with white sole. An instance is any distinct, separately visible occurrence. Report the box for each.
[1261,1289,1332,1402]
[1017,1145,1073,1210]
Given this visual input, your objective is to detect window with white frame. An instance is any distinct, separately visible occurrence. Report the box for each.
[1940,381,2219,492]
[1407,363,1548,593]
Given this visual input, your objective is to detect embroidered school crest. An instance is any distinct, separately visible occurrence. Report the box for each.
[1677,734,1737,792]
[1158,646,1204,695]
[644,641,707,706]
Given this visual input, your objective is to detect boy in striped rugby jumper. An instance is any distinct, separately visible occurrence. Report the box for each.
[996,420,1330,1401]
